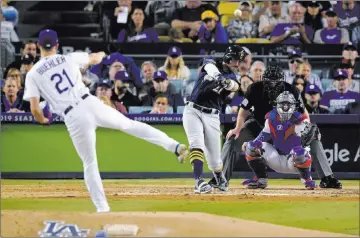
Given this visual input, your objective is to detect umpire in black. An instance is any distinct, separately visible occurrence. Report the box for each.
[209,64,342,189]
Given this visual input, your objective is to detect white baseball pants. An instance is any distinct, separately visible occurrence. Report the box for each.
[262,142,299,174]
[182,105,222,171]
[63,95,180,212]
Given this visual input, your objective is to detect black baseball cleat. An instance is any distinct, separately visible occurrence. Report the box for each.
[319,175,342,189]
[208,177,218,188]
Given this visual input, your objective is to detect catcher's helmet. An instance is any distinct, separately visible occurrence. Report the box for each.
[275,91,297,121]
[262,65,285,82]
[223,45,247,64]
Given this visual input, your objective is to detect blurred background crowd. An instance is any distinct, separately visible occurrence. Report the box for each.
[1,0,359,115]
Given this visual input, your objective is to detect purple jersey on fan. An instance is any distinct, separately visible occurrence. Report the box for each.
[270,23,313,44]
[320,90,360,110]
[255,109,309,155]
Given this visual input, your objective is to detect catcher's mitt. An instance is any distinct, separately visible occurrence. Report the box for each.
[301,122,321,147]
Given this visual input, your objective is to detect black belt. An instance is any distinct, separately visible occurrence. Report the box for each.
[64,94,89,115]
[186,101,219,114]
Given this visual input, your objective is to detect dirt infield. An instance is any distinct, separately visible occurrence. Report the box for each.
[1,210,356,237]
[2,183,359,201]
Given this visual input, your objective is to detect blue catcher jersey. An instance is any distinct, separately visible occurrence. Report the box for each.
[189,59,238,110]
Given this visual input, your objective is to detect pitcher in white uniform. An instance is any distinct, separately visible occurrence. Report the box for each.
[23,29,189,212]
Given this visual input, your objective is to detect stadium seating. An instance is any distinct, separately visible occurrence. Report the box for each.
[235,38,271,44]
[217,1,238,27]
[177,106,185,114]
[170,80,183,94]
[321,79,333,91]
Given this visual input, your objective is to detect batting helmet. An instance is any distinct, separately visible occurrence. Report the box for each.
[223,45,247,64]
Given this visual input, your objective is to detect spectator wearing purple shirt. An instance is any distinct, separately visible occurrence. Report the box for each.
[198,10,228,43]
[333,0,359,30]
[321,69,360,112]
[313,9,349,44]
[270,3,313,44]
[1,77,30,113]
[117,7,159,43]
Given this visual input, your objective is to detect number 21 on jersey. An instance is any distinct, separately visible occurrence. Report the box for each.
[51,69,74,94]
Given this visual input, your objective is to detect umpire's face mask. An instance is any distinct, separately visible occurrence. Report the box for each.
[264,80,285,102]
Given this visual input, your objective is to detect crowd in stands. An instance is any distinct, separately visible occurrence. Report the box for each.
[99,0,360,44]
[0,0,359,115]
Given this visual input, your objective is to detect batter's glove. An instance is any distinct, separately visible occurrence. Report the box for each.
[301,122,321,147]
[216,75,232,89]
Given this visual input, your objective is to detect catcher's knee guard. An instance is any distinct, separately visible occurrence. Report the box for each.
[291,146,312,168]
[189,148,205,163]
[245,140,268,179]
[290,146,312,180]
[245,140,263,161]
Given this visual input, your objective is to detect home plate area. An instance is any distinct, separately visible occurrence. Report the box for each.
[1,211,356,237]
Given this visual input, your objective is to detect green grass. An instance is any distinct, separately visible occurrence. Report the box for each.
[2,198,358,235]
[1,124,195,172]
[1,178,360,186]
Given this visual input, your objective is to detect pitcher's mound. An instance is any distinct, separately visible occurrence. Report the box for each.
[1,210,353,237]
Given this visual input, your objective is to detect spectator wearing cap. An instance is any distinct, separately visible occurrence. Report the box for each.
[252,0,288,23]
[295,61,323,92]
[313,9,349,44]
[284,49,305,84]
[270,3,313,44]
[326,60,359,92]
[342,42,359,73]
[117,7,159,43]
[1,77,30,113]
[112,70,141,110]
[304,1,331,32]
[171,1,218,41]
[91,52,142,88]
[95,78,128,114]
[304,84,329,114]
[159,46,190,80]
[321,69,360,112]
[20,54,35,75]
[198,10,228,43]
[141,70,184,112]
[4,40,37,78]
[145,1,184,36]
[332,0,359,30]
[146,94,170,114]
[249,61,265,82]
[258,1,287,38]
[227,1,258,42]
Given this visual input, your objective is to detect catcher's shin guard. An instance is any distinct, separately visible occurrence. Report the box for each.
[189,149,205,180]
[245,140,268,179]
[291,146,312,180]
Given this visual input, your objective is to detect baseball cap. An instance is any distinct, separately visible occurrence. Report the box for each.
[305,84,321,94]
[288,49,302,59]
[21,54,35,65]
[308,1,321,8]
[167,46,182,58]
[325,8,337,17]
[103,52,126,65]
[239,1,253,10]
[343,42,357,51]
[115,70,131,82]
[153,70,168,81]
[334,69,348,79]
[98,78,112,88]
[38,29,58,50]
[201,10,218,21]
